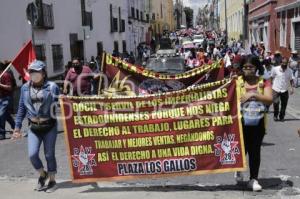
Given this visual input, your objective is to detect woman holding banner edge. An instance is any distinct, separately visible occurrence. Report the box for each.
[236,55,273,191]
[11,60,60,193]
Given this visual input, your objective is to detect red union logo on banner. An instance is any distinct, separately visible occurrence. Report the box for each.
[214,133,240,165]
[71,145,97,176]
[60,79,246,182]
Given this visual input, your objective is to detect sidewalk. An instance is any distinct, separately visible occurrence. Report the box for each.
[1,177,297,199]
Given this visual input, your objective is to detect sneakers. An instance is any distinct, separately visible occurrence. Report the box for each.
[45,181,57,193]
[247,179,262,191]
[273,116,279,121]
[234,171,244,184]
[35,172,48,191]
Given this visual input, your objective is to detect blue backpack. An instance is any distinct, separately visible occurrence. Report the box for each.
[241,100,266,126]
[238,77,266,126]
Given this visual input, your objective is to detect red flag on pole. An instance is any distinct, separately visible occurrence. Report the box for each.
[11,40,36,81]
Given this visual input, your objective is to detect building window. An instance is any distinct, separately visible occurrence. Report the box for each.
[249,29,253,44]
[52,44,63,72]
[110,4,113,32]
[114,41,119,53]
[34,44,46,61]
[131,7,135,18]
[264,26,268,49]
[83,11,93,30]
[81,0,93,30]
[112,18,118,32]
[35,0,54,29]
[136,9,139,20]
[280,11,286,47]
[110,4,118,32]
[259,27,263,42]
[97,42,103,64]
[120,19,125,32]
[253,28,258,44]
[122,40,127,53]
[161,3,163,19]
[97,42,103,57]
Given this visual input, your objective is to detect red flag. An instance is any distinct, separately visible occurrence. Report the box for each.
[11,40,36,81]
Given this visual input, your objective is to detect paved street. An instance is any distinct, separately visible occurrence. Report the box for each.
[0,89,299,199]
[2,0,300,198]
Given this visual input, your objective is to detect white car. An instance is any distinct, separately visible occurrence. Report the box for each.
[193,34,204,46]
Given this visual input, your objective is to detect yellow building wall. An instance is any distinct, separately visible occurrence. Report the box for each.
[166,0,175,32]
[150,0,174,35]
[219,0,244,41]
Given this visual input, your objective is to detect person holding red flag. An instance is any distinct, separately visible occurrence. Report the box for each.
[0,40,36,81]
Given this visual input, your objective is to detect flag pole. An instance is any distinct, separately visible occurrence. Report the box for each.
[98,52,106,95]
[0,63,12,79]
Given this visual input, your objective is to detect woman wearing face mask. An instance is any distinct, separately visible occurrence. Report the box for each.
[235,55,273,191]
[12,60,60,193]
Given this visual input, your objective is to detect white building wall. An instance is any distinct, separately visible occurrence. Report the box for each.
[0,0,131,79]
[84,0,128,56]
[0,0,32,63]
[127,0,150,56]
[34,0,83,76]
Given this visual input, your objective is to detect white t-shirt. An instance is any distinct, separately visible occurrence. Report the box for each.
[289,56,299,71]
[184,51,191,60]
[213,48,220,56]
[262,66,272,80]
[224,54,232,68]
[271,66,293,93]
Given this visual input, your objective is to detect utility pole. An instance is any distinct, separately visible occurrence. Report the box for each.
[216,0,219,30]
[224,0,228,44]
[243,0,248,45]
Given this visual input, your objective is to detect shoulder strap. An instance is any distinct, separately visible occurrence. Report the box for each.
[257,77,264,94]
[237,76,246,96]
[237,76,264,95]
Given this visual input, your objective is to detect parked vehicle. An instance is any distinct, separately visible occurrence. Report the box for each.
[193,34,205,47]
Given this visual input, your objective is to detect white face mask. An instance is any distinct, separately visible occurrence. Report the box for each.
[30,72,44,83]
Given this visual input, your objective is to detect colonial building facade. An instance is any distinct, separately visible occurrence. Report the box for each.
[220,0,245,41]
[0,0,153,78]
[127,0,151,55]
[150,0,175,38]
[248,0,300,57]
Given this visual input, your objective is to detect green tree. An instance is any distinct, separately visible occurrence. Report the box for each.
[184,7,194,28]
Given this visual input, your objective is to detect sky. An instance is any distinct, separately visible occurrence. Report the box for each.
[182,0,210,9]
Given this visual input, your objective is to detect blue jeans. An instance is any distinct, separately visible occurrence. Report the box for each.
[28,124,58,175]
[6,113,15,129]
[0,96,11,137]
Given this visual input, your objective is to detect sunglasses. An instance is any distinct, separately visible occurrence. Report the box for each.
[243,64,256,70]
[72,63,80,67]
